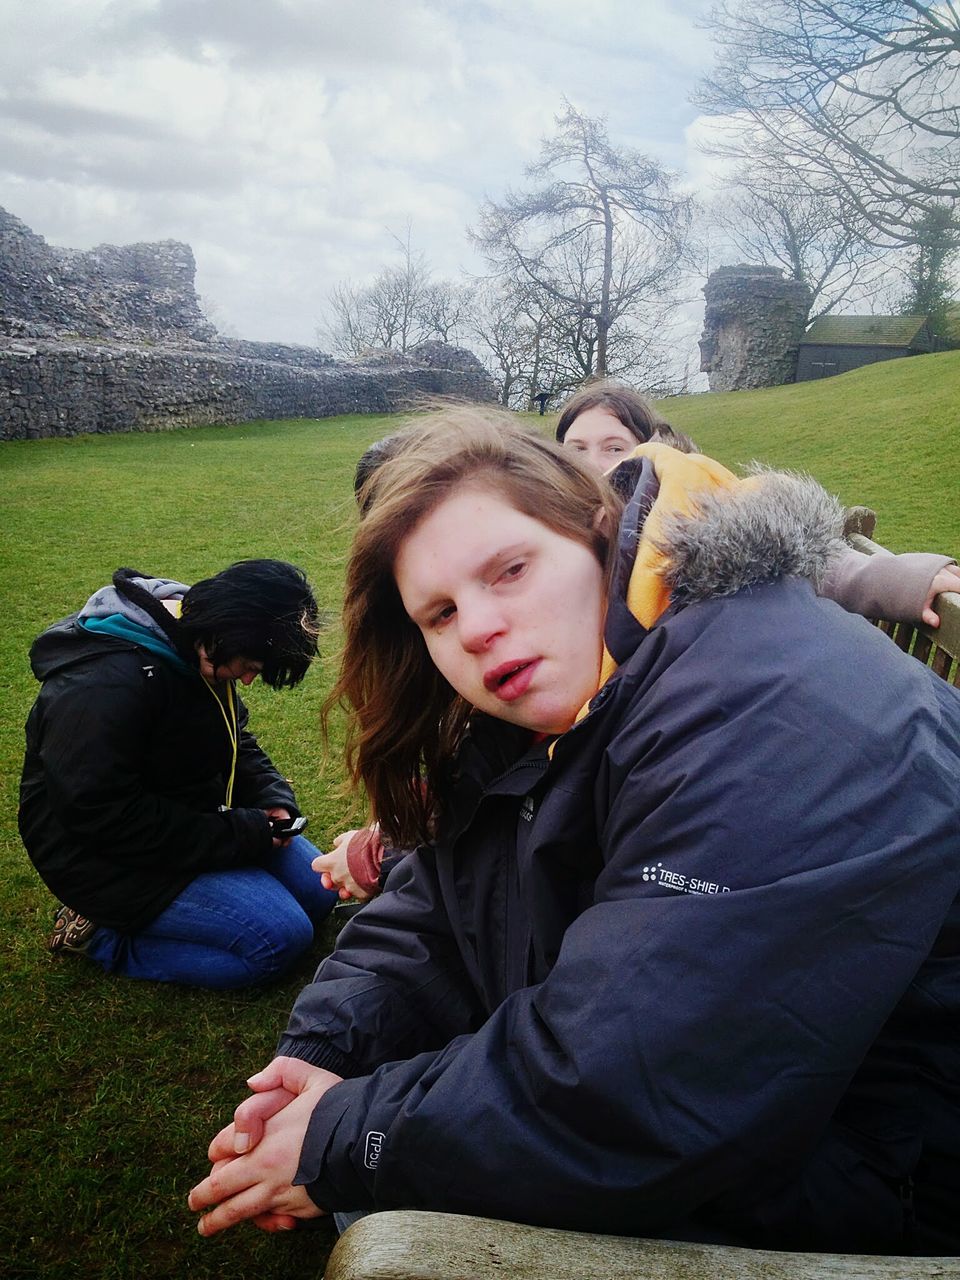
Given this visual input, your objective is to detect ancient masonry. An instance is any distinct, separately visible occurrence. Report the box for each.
[699,265,812,392]
[0,206,496,440]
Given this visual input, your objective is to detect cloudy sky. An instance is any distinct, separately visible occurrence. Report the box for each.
[0,0,722,348]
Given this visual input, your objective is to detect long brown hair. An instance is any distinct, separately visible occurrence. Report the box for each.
[327,407,623,845]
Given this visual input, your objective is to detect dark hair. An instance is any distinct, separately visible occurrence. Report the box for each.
[354,433,406,513]
[327,406,623,845]
[179,559,319,689]
[556,380,699,455]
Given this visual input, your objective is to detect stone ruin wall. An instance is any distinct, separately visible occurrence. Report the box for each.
[1,337,498,440]
[0,207,216,344]
[0,207,496,441]
[699,265,813,392]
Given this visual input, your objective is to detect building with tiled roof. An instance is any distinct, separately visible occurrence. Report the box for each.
[795,314,939,381]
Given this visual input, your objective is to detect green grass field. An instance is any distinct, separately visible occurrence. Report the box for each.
[661,349,960,553]
[1,350,957,1278]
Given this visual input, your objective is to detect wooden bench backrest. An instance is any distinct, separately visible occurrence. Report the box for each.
[325,1208,960,1280]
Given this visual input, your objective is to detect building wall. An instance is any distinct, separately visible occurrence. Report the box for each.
[0,339,496,440]
[795,344,914,382]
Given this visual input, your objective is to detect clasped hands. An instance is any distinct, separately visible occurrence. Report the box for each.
[188,1056,342,1236]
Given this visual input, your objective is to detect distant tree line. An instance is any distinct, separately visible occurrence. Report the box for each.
[320,3,959,404]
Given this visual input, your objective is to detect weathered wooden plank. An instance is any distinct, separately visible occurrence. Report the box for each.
[911,634,936,665]
[894,622,915,653]
[930,589,960,663]
[932,647,953,680]
[842,507,877,539]
[325,1211,960,1280]
[913,633,933,666]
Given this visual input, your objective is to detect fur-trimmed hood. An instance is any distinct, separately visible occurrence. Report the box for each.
[602,445,846,677]
[659,466,845,607]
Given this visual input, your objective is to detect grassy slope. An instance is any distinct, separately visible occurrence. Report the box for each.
[656,348,960,553]
[0,354,957,1277]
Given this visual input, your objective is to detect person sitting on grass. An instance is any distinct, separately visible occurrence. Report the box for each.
[18,559,338,990]
[190,411,960,1252]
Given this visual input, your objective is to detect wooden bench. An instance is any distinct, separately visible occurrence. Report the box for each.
[325,513,960,1280]
[325,1210,960,1280]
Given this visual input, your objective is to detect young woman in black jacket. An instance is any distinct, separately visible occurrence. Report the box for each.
[20,559,338,988]
[191,412,960,1253]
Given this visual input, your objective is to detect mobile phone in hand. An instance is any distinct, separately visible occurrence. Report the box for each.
[269,815,308,838]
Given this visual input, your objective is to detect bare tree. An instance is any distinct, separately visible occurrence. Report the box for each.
[417,280,475,345]
[469,270,688,409]
[472,101,692,378]
[705,157,895,316]
[698,1,960,243]
[468,278,547,408]
[323,280,375,355]
[321,229,470,357]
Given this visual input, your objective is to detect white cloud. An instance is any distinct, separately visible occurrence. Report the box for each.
[0,0,717,345]
[682,113,743,195]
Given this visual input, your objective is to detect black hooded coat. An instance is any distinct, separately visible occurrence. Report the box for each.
[277,462,960,1253]
[19,571,296,932]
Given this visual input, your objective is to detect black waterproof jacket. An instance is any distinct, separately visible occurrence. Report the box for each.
[278,465,960,1253]
[19,615,296,931]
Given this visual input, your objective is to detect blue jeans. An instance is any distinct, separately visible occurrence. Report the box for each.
[85,836,338,989]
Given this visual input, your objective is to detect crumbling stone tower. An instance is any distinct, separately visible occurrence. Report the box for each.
[699,265,812,392]
[0,205,215,342]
